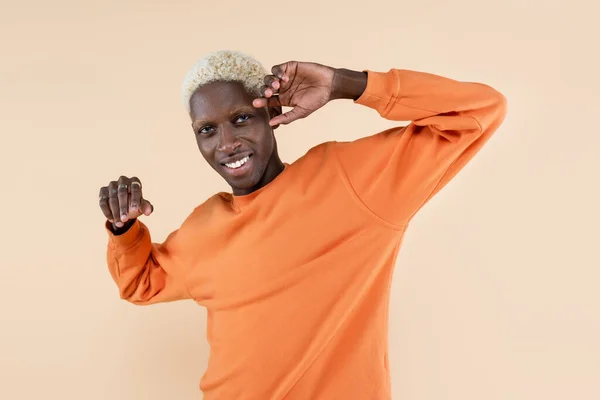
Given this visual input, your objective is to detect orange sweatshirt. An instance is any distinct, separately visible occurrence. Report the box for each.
[105,69,506,399]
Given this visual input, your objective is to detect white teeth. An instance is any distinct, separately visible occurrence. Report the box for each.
[225,156,249,169]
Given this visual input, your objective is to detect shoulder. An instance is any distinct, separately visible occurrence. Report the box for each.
[179,193,232,228]
[276,141,342,192]
[287,141,336,172]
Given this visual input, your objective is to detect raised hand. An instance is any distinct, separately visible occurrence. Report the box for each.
[252,61,336,126]
[98,176,153,230]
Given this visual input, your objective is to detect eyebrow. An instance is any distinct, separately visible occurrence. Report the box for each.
[191,118,208,128]
[192,106,257,127]
[229,105,256,115]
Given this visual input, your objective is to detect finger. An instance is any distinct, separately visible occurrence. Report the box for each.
[107,181,122,227]
[263,75,281,91]
[269,107,305,126]
[271,63,291,82]
[252,95,281,109]
[129,177,142,213]
[140,198,154,216]
[117,176,130,222]
[259,84,276,99]
[98,187,112,221]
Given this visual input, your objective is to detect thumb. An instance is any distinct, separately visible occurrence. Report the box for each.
[269,107,306,126]
[140,199,154,216]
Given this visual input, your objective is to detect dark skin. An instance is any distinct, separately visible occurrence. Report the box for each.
[98,61,367,234]
[189,81,285,196]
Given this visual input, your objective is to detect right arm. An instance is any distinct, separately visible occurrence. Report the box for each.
[100,176,191,305]
[105,219,191,305]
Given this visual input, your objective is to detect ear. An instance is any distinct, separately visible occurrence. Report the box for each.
[268,106,283,130]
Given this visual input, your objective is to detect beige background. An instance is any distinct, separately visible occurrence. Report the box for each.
[1,0,598,399]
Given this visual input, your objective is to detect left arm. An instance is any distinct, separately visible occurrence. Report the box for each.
[255,62,507,227]
[331,67,507,226]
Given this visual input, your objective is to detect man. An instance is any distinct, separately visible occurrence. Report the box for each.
[98,50,506,399]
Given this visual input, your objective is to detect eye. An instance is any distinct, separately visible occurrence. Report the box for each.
[234,114,252,124]
[198,125,214,135]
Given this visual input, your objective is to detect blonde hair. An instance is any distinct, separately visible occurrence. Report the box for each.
[181,50,267,114]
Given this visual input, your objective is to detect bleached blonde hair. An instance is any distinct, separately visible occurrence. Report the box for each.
[181,50,267,114]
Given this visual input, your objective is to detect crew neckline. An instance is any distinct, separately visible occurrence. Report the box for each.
[229,163,290,210]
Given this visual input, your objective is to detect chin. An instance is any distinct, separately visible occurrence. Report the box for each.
[211,154,270,194]
[223,170,265,194]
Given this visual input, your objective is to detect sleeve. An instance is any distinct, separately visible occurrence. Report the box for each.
[105,219,192,305]
[333,68,507,227]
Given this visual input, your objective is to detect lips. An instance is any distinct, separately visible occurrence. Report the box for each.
[223,155,250,169]
[220,152,253,166]
[220,153,253,177]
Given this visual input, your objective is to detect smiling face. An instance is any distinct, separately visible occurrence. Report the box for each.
[189,81,284,196]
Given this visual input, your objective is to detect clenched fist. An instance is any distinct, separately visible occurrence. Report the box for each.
[99,176,153,231]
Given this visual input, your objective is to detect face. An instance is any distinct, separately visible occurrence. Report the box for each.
[189,81,284,196]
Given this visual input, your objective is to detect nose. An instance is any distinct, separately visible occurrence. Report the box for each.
[217,125,241,154]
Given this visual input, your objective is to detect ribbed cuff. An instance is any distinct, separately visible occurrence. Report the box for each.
[354,70,400,118]
[105,219,144,249]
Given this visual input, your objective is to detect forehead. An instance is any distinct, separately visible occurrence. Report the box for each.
[189,81,255,121]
